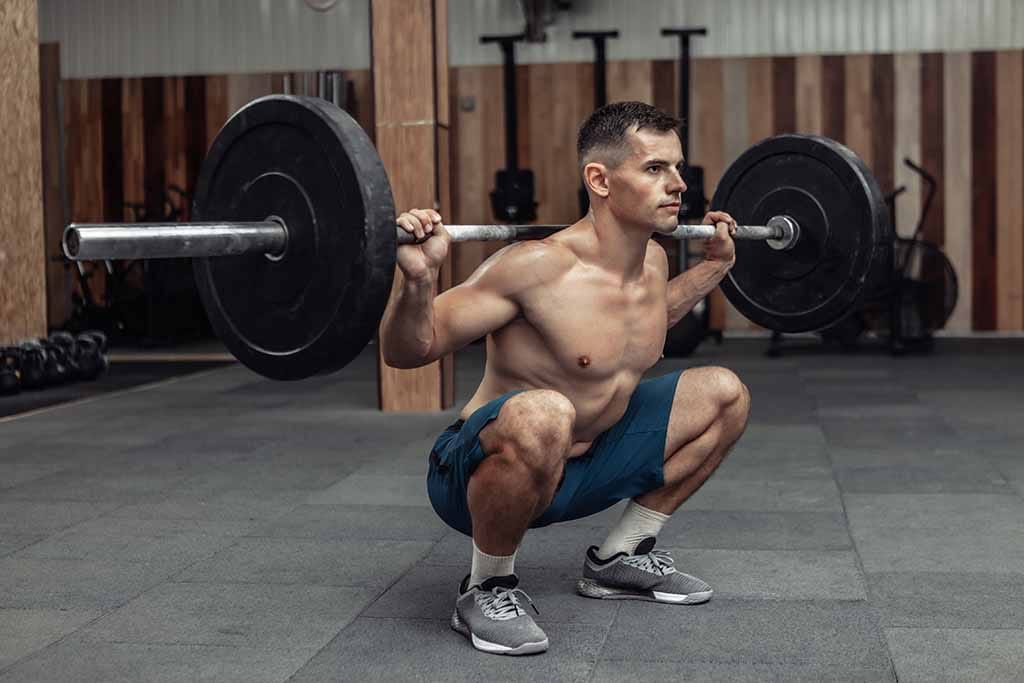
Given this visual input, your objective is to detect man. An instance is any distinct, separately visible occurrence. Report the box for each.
[380,101,750,656]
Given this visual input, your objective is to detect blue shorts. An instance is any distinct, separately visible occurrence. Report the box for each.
[426,370,682,536]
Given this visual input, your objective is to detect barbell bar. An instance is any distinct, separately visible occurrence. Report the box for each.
[63,216,800,262]
[59,94,890,380]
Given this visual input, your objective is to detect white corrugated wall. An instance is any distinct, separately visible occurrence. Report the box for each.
[38,0,373,78]
[39,0,1024,78]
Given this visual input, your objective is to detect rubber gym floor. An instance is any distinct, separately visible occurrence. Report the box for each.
[1,339,1022,681]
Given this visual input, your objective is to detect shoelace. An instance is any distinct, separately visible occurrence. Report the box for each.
[622,549,676,576]
[477,586,540,621]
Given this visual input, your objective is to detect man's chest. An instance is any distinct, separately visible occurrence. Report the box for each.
[520,275,668,375]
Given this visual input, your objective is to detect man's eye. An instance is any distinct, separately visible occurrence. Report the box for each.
[647,166,660,173]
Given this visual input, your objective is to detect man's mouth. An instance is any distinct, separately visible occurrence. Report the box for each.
[660,202,680,210]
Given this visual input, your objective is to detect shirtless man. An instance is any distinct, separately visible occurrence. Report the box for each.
[380,101,750,656]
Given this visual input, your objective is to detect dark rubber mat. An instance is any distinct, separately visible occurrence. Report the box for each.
[0,361,233,420]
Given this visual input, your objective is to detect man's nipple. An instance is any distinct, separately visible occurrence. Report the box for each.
[577,355,591,368]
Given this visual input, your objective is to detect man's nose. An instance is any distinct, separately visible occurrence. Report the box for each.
[669,168,686,194]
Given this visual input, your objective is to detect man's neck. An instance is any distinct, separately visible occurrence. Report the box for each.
[582,206,653,282]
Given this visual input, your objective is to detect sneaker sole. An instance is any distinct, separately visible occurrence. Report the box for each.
[451,610,549,655]
[576,578,713,604]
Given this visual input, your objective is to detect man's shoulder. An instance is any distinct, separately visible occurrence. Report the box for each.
[490,239,578,280]
[466,238,578,294]
[645,239,670,276]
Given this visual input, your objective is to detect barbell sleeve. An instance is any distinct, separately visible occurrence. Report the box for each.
[63,221,288,260]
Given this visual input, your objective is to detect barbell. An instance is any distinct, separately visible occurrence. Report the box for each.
[63,95,891,380]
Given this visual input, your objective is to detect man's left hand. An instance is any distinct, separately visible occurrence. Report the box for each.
[702,210,737,266]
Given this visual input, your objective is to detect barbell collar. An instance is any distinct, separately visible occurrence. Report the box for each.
[63,220,288,261]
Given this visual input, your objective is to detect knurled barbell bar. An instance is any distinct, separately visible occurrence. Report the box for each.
[61,94,891,381]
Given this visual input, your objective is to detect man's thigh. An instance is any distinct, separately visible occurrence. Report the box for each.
[538,370,683,525]
[662,366,741,460]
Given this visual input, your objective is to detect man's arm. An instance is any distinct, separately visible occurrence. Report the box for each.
[665,212,737,328]
[666,260,733,327]
[381,238,572,368]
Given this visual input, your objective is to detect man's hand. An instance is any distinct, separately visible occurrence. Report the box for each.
[396,209,450,283]
[702,210,737,266]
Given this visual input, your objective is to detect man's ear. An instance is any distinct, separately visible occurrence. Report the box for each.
[583,162,610,198]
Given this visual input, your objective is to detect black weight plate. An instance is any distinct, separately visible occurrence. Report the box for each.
[193,95,396,380]
[712,134,891,333]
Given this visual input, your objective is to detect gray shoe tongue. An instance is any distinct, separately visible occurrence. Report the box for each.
[633,536,657,556]
[480,574,519,591]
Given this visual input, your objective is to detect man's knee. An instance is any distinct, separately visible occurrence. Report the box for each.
[703,367,750,414]
[482,389,575,474]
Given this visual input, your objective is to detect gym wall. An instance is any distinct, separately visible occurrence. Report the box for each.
[40,0,1024,334]
[449,51,1024,334]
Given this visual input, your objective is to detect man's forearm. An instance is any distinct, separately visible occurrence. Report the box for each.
[380,273,438,368]
[666,259,734,327]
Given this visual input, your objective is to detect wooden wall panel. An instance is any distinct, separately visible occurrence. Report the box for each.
[607,60,654,104]
[894,53,922,239]
[651,60,676,119]
[450,65,507,284]
[920,54,946,246]
[746,58,774,145]
[184,76,207,210]
[65,80,105,223]
[844,55,874,168]
[871,54,896,198]
[795,55,823,135]
[204,75,229,151]
[164,78,188,203]
[101,79,123,222]
[0,0,46,343]
[995,51,1024,330]
[526,62,593,225]
[971,52,997,331]
[373,0,446,411]
[772,57,797,134]
[225,73,273,118]
[721,58,749,165]
[343,69,374,135]
[141,77,165,218]
[122,79,145,219]
[64,79,106,305]
[691,58,730,331]
[944,53,973,332]
[39,43,70,329]
[436,0,453,408]
[821,55,846,141]
[722,57,753,330]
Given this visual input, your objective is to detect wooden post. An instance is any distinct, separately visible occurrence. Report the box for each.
[373,0,453,410]
[0,0,47,344]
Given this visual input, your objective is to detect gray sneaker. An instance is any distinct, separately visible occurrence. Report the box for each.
[576,537,713,604]
[451,574,549,655]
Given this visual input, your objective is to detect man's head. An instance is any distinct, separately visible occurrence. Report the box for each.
[577,101,686,234]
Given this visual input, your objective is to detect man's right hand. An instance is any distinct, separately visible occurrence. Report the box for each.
[396,209,450,283]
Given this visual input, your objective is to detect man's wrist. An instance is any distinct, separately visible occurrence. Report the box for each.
[402,270,438,291]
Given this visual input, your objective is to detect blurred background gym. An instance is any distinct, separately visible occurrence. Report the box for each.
[1,1,1023,680]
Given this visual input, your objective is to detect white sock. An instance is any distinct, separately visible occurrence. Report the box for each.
[469,541,517,589]
[596,500,670,559]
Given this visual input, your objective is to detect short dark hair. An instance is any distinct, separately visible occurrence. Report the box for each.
[576,101,681,171]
